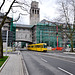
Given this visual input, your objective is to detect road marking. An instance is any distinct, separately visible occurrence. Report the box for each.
[41,58,47,62]
[58,67,73,75]
[41,55,75,64]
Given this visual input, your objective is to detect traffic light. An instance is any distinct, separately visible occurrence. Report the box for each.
[12,42,13,45]
[12,42,15,46]
[56,32,58,36]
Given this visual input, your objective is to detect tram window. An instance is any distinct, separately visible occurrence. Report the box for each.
[37,45,38,48]
[34,46,35,48]
[39,45,41,48]
[43,45,47,48]
[32,46,33,48]
[36,45,40,48]
[39,45,40,48]
[28,46,29,47]
[40,45,43,48]
[35,45,37,48]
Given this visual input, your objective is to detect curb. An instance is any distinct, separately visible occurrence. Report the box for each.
[20,51,29,75]
[0,56,10,72]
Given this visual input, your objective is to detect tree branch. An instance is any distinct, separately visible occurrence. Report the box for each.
[0,0,5,10]
[0,0,16,28]
[11,8,17,13]
[14,1,30,7]
[13,13,28,22]
[12,5,30,14]
[59,24,70,39]
[62,2,72,34]
[72,1,75,33]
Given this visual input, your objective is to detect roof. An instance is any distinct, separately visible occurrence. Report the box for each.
[14,24,34,28]
[37,19,64,26]
[28,43,47,46]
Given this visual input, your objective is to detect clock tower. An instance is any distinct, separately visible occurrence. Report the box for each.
[30,1,40,25]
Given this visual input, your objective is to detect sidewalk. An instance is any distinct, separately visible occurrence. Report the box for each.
[0,53,24,75]
[63,52,75,54]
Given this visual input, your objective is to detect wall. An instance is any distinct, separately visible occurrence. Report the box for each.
[16,28,32,42]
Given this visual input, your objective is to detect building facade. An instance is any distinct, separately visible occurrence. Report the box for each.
[32,19,63,47]
[16,24,33,42]
[32,19,75,48]
[15,24,33,48]
[30,1,40,25]
[0,12,14,47]
[0,12,12,31]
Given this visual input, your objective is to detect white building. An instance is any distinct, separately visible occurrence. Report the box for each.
[16,24,33,42]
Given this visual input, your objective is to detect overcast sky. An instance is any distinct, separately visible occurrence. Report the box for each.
[0,0,58,25]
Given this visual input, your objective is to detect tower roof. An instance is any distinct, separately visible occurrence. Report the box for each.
[31,1,38,8]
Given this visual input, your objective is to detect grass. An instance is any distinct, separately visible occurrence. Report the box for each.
[3,50,12,52]
[0,56,8,67]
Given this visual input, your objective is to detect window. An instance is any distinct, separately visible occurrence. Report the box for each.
[36,45,40,48]
[30,34,32,37]
[28,46,30,48]
[35,10,36,14]
[40,45,43,48]
[35,45,37,48]
[31,46,33,48]
[37,10,39,14]
[43,44,47,48]
[32,9,34,14]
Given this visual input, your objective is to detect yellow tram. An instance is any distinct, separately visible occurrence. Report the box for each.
[27,43,47,52]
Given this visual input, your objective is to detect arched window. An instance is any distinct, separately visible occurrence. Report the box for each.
[32,9,34,14]
[37,10,39,14]
[35,10,36,14]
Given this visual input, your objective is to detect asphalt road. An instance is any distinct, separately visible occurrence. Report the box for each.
[21,50,75,75]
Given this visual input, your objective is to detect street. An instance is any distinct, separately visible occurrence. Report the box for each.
[21,50,75,75]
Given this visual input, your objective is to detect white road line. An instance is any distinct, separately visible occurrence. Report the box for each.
[41,58,47,62]
[58,67,73,75]
[42,55,75,64]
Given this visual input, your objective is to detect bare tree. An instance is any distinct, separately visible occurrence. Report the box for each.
[0,0,30,58]
[56,0,75,52]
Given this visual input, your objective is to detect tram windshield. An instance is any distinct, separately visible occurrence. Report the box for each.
[43,44,47,48]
